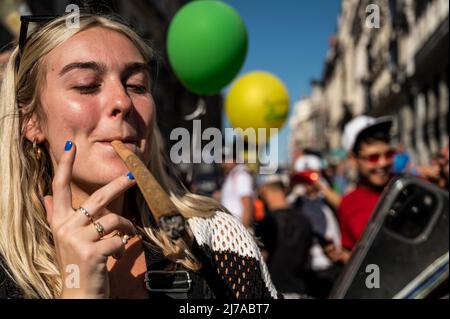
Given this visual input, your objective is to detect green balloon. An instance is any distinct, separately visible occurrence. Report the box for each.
[167,0,248,95]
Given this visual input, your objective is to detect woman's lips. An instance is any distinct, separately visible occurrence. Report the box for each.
[97,141,138,153]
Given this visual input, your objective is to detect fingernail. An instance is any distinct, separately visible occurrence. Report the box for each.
[127,172,135,180]
[64,140,73,152]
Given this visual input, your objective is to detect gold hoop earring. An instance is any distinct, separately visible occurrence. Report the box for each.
[32,139,42,161]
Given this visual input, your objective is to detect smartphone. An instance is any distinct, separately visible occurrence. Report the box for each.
[329,175,449,299]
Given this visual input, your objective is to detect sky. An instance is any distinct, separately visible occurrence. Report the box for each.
[222,0,342,164]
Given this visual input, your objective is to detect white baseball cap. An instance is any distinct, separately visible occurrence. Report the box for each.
[341,115,393,153]
[294,155,323,172]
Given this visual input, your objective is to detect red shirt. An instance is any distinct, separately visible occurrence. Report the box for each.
[338,185,382,250]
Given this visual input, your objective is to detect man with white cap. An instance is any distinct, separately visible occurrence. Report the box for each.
[293,154,342,210]
[291,154,342,297]
[325,115,394,264]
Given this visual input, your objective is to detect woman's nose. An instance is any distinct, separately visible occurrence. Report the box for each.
[106,81,132,119]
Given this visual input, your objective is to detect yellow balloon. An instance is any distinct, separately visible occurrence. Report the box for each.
[225,71,289,144]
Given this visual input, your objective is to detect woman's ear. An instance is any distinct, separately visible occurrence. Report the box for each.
[24,114,46,143]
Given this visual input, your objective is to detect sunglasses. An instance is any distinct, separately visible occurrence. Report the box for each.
[16,15,58,73]
[358,149,396,164]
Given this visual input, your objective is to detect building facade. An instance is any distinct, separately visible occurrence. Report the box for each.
[290,0,449,166]
[290,81,328,152]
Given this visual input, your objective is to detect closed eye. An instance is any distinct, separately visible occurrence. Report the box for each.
[73,84,148,95]
[126,84,148,94]
[74,85,101,95]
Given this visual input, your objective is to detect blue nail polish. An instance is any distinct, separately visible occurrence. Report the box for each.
[127,172,135,180]
[64,140,73,152]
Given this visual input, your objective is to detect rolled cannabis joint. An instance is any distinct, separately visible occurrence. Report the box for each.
[111,140,186,239]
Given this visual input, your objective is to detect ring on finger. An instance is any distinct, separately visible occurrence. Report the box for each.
[93,221,105,239]
[101,230,122,240]
[79,206,94,223]
[121,234,130,245]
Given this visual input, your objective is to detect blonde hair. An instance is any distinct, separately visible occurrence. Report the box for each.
[0,14,224,298]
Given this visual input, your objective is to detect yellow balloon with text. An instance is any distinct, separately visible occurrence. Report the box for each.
[225,71,290,144]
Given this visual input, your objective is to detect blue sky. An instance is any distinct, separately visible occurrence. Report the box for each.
[222,0,341,164]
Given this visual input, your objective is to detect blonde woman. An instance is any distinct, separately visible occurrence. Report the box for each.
[0,13,279,299]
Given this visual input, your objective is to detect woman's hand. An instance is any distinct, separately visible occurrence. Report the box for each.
[43,141,137,298]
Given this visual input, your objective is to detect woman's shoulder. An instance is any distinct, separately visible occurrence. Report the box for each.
[188,211,260,258]
[0,255,24,299]
[187,211,280,299]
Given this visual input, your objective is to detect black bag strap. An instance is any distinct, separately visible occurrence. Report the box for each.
[143,243,190,299]
[143,241,218,299]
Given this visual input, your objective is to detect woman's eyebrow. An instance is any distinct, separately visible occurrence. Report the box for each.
[58,61,107,77]
[122,62,152,79]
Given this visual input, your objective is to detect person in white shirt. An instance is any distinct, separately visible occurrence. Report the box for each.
[220,150,254,228]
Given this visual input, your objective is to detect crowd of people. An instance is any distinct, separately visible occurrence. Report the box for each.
[213,115,449,299]
[0,11,447,300]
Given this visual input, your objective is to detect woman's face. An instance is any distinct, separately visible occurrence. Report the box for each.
[39,27,155,190]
